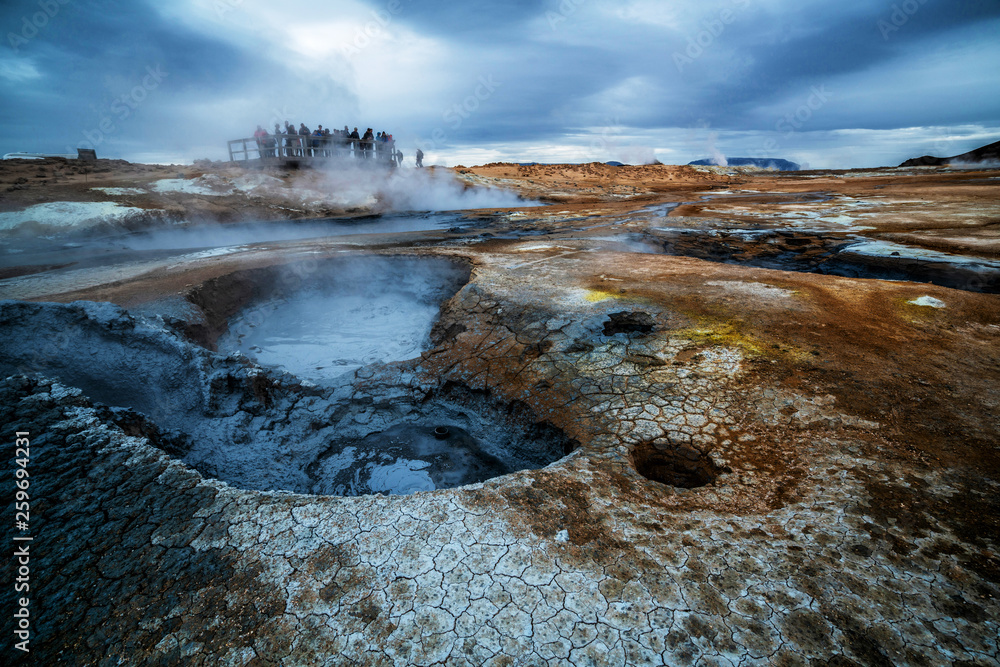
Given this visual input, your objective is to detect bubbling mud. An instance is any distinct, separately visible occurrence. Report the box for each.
[188,254,470,355]
[0,273,578,497]
[304,385,578,496]
[216,258,465,382]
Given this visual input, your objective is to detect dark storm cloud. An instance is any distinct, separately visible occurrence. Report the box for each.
[1,0,997,166]
[3,0,263,94]
[681,0,1000,130]
[385,0,1000,151]
[1,0,278,156]
[1,0,363,159]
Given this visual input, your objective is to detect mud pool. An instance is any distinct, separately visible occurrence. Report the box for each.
[307,423,511,496]
[220,289,440,381]
[0,262,574,497]
[216,256,469,382]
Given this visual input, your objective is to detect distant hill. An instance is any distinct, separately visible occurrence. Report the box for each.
[688,157,801,171]
[900,139,1000,167]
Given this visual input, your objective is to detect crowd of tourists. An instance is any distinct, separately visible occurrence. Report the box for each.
[253,122,404,166]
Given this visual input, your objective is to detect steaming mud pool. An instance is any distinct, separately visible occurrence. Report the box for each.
[217,258,462,382]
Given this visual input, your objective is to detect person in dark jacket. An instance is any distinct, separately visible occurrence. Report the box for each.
[362,128,374,159]
[350,127,360,158]
[312,125,325,156]
[298,123,310,156]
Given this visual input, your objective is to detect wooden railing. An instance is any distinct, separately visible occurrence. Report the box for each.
[227,135,397,163]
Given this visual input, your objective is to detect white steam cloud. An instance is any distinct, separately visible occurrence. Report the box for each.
[946,160,1000,169]
[611,145,659,165]
[214,163,532,213]
[315,164,531,212]
[706,132,728,167]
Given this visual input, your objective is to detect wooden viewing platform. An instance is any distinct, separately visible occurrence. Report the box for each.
[227,135,398,167]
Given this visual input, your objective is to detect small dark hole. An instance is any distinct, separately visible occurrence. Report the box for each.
[603,311,655,336]
[632,441,726,489]
[433,425,451,439]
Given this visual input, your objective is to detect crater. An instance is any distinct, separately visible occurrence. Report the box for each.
[0,298,577,498]
[632,440,727,489]
[302,383,579,496]
[188,255,471,381]
[603,311,656,336]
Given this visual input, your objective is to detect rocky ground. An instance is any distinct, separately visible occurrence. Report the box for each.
[1,158,998,665]
[0,157,386,237]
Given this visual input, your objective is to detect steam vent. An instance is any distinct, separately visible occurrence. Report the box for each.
[1,159,998,665]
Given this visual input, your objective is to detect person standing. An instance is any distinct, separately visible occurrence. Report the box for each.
[284,121,295,157]
[271,123,282,158]
[350,127,360,158]
[268,123,281,157]
[415,148,424,167]
[312,125,325,156]
[253,125,269,159]
[298,123,311,157]
[362,128,374,159]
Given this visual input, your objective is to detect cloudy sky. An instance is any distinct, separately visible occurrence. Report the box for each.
[1,0,998,167]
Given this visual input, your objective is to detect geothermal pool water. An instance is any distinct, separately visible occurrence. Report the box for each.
[218,286,441,382]
[181,256,569,496]
[308,422,512,496]
[213,256,470,382]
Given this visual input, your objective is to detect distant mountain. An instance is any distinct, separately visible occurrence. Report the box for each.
[900,140,1000,167]
[688,157,801,171]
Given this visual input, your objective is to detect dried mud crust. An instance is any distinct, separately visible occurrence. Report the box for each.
[3,370,998,666]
